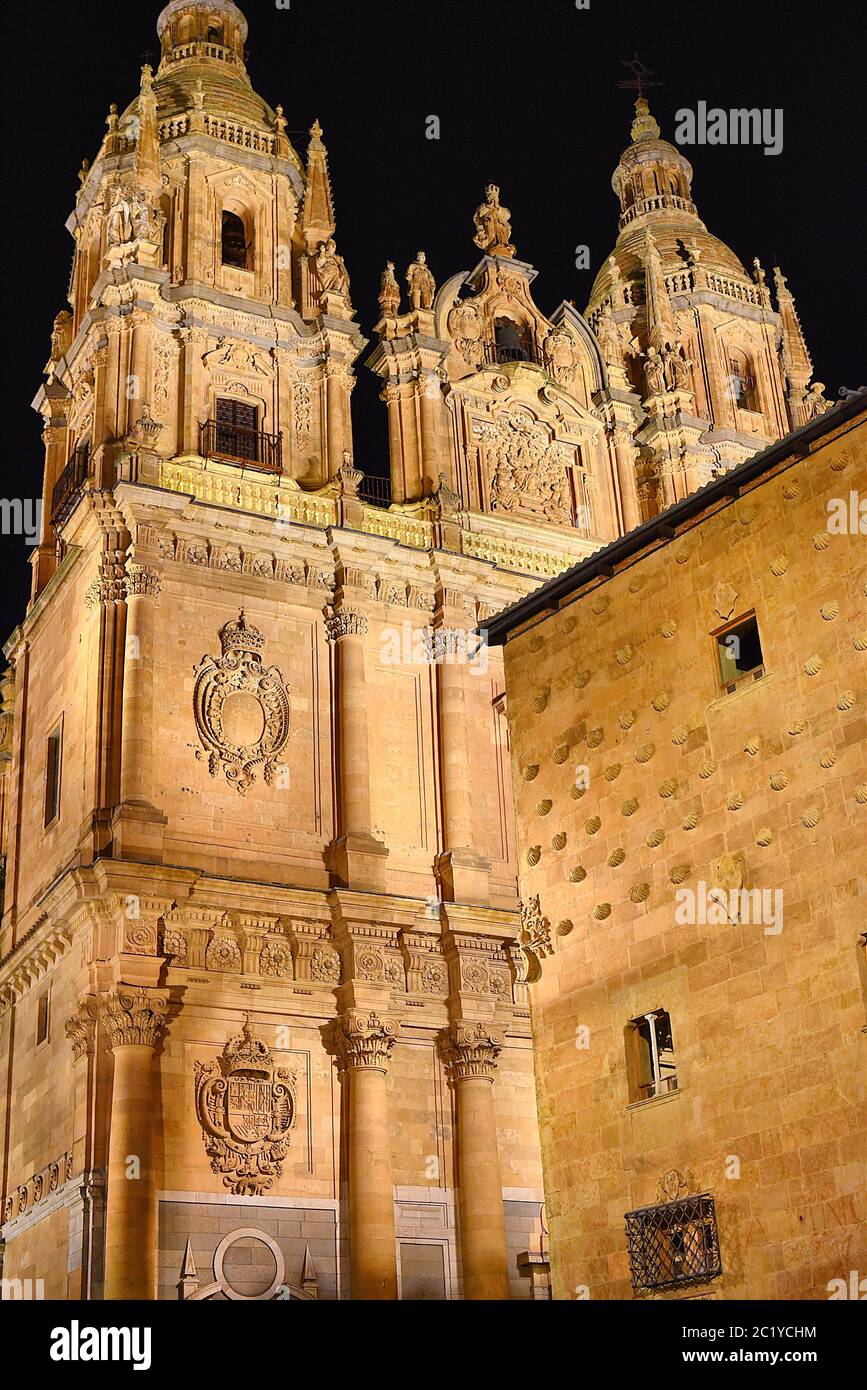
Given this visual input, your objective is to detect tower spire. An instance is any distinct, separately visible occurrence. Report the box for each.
[302,120,336,254]
[135,64,162,196]
[641,227,677,351]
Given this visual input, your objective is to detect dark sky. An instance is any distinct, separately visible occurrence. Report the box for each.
[2,0,864,646]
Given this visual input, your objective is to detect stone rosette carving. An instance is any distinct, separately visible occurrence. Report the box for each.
[310,945,341,984]
[441,1021,505,1081]
[193,610,291,795]
[102,986,169,1050]
[206,935,242,973]
[195,1017,297,1196]
[259,939,292,978]
[334,1010,399,1073]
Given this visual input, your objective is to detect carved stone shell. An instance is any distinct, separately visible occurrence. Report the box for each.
[630,883,651,904]
[670,864,691,885]
[557,920,574,937]
[585,817,602,836]
[726,792,745,811]
[802,807,821,829]
[853,631,867,653]
[587,728,604,749]
[573,670,591,690]
[819,750,837,770]
[615,645,633,666]
[804,655,823,676]
[527,846,542,867]
[659,620,677,640]
[671,726,689,747]
[854,785,867,806]
[553,744,571,765]
[607,848,626,868]
[635,744,656,765]
[699,759,717,780]
[529,634,544,653]
[770,771,789,792]
[551,832,567,852]
[756,827,774,848]
[522,763,540,782]
[604,764,622,782]
[570,783,587,800]
[659,779,678,799]
[682,811,699,831]
[593,903,612,921]
[619,710,636,731]
[537,799,553,817]
[652,692,671,713]
[820,602,839,622]
[646,828,666,849]
[533,687,551,713]
[744,737,760,756]
[770,554,788,577]
[837,690,856,712]
[812,531,831,551]
[569,865,587,883]
[621,798,639,817]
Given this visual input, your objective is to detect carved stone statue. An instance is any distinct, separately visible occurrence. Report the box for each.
[105,182,135,247]
[378,261,401,317]
[644,345,666,396]
[406,251,436,310]
[595,308,622,366]
[803,382,832,419]
[473,184,515,257]
[314,238,350,297]
[49,310,73,365]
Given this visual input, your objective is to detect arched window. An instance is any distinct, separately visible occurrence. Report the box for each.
[493,317,532,364]
[207,19,224,45]
[221,210,250,269]
[727,351,758,412]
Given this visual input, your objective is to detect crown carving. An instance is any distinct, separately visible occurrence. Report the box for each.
[219,609,265,656]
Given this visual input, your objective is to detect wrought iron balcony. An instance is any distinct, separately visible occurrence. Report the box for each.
[625,1193,723,1293]
[51,447,90,529]
[199,420,283,475]
[484,341,542,368]
[358,474,392,508]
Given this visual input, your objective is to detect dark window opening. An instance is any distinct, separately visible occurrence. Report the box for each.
[728,357,758,412]
[37,991,51,1047]
[716,613,764,691]
[215,396,260,462]
[221,210,249,269]
[493,318,533,364]
[44,722,63,828]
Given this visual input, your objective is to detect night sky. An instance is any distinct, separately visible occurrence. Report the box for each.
[2,0,864,646]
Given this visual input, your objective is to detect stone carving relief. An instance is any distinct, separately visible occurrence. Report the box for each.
[195,1018,296,1197]
[192,611,291,794]
[447,300,485,369]
[543,324,579,387]
[479,408,574,525]
[473,184,515,258]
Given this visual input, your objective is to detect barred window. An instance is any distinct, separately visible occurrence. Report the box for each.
[625,1194,722,1293]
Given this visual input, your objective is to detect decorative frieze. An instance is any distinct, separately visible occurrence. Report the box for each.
[2,1151,74,1224]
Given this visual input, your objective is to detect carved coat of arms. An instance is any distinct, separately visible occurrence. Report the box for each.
[195,1018,297,1196]
[192,610,291,794]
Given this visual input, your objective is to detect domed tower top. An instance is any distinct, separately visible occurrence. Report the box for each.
[117,0,278,132]
[587,97,748,315]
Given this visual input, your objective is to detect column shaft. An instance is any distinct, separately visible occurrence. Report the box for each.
[104,1045,158,1300]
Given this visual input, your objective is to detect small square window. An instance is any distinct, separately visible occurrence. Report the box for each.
[626,1010,677,1103]
[44,720,63,828]
[715,613,764,692]
[37,990,50,1047]
[625,1193,723,1292]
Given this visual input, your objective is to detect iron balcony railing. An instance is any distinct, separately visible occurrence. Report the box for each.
[484,341,542,368]
[625,1193,723,1293]
[358,474,392,508]
[199,419,283,475]
[51,447,90,529]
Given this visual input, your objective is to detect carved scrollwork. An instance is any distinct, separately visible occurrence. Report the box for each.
[195,1017,297,1196]
[479,408,574,526]
[193,610,291,795]
[441,1021,505,1081]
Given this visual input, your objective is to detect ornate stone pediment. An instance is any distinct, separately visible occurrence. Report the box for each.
[195,1017,297,1196]
[202,338,274,379]
[192,610,291,794]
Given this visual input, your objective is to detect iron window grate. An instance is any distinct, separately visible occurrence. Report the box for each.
[625,1193,722,1292]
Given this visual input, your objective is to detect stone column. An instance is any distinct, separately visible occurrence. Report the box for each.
[334,1008,399,1300]
[326,609,387,890]
[114,564,166,860]
[442,1020,510,1300]
[101,986,168,1301]
[433,628,491,904]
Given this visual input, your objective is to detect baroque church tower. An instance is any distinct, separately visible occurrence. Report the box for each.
[1,0,826,1303]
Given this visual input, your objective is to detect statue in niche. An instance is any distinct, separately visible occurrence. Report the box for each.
[473,184,515,257]
[406,251,436,310]
[49,310,73,365]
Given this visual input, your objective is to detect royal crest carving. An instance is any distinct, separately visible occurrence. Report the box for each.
[195,1018,297,1196]
[193,610,291,794]
[479,408,574,525]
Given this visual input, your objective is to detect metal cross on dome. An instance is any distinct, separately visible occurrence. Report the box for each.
[617,54,663,101]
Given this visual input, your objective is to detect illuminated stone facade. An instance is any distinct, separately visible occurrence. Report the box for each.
[489,396,866,1300]
[0,0,834,1302]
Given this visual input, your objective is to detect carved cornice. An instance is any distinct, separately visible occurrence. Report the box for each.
[441,1020,504,1082]
[101,986,169,1050]
[65,996,99,1061]
[333,1009,399,1074]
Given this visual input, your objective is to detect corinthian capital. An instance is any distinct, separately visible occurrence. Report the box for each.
[325,609,369,643]
[125,565,162,600]
[102,986,169,1050]
[441,1020,504,1082]
[334,1009,399,1073]
[65,996,99,1061]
